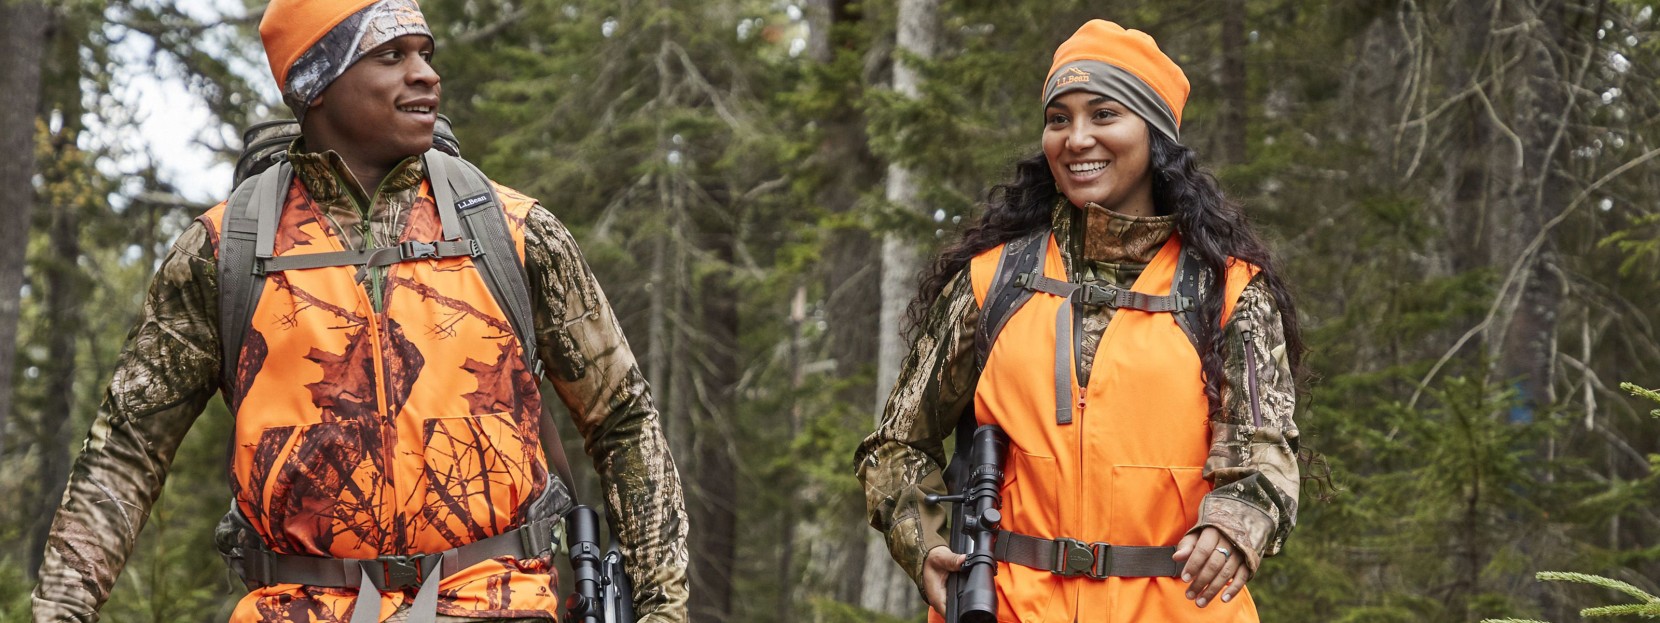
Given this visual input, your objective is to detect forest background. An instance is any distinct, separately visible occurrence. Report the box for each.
[1,0,1659,621]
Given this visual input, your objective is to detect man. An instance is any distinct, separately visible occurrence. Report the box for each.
[31,1,689,621]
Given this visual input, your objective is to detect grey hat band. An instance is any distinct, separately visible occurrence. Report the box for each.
[1043,60,1179,141]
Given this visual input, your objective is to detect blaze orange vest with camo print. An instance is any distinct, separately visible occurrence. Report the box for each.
[199,177,557,622]
[965,233,1257,623]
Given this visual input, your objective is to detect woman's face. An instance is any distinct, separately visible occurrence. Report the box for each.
[1042,92,1155,216]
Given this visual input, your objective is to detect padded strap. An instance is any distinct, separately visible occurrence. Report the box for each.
[993,530,1181,579]
[427,152,543,379]
[975,231,1048,373]
[218,163,290,393]
[425,152,572,496]
[1170,245,1203,350]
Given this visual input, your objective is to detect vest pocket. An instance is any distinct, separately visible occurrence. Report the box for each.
[1108,465,1209,546]
[256,419,378,555]
[998,447,1066,623]
[420,412,540,547]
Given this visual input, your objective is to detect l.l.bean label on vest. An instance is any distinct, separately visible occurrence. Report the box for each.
[456,193,493,212]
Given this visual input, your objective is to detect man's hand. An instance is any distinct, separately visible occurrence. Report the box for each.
[921,545,966,616]
[1172,527,1249,608]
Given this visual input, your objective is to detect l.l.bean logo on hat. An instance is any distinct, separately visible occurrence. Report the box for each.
[1057,66,1091,87]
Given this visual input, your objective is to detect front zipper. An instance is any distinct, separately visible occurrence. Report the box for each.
[1240,318,1263,428]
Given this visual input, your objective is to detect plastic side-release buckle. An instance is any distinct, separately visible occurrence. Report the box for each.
[372,553,437,590]
[401,241,440,260]
[1050,537,1097,578]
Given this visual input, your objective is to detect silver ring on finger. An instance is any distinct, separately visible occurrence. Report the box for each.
[1216,547,1231,559]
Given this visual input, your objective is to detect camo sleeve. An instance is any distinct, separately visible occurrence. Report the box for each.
[32,223,222,623]
[522,206,689,623]
[853,270,979,591]
[1191,274,1300,574]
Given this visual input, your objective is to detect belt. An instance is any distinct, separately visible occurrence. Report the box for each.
[242,516,560,623]
[993,530,1182,579]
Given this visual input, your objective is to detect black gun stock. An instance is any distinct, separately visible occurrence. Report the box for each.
[926,424,1008,623]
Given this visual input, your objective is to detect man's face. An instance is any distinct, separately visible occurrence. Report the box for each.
[307,34,440,166]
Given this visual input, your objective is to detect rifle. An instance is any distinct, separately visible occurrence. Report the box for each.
[565,505,638,623]
[925,423,1008,623]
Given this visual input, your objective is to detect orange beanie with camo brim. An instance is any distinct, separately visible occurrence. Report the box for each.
[1043,20,1190,141]
[260,0,431,120]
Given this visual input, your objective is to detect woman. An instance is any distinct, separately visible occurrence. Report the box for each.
[855,20,1304,622]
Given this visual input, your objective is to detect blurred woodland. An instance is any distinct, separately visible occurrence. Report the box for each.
[2,0,1659,621]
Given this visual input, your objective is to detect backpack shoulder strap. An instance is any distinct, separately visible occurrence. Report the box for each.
[1170,242,1203,352]
[218,162,291,394]
[974,230,1051,373]
[424,151,578,496]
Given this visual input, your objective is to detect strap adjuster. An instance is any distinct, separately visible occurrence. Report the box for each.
[401,241,440,260]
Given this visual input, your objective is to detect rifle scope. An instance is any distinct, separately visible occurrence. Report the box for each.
[565,506,605,623]
[926,424,1008,623]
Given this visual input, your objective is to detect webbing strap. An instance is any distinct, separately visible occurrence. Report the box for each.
[992,530,1182,578]
[1053,302,1074,426]
[240,516,559,623]
[252,239,482,278]
[1015,274,1188,313]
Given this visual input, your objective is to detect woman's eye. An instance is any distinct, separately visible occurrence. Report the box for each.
[1047,114,1069,126]
[1094,108,1119,120]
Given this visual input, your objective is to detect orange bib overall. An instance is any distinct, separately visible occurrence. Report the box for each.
[965,233,1256,623]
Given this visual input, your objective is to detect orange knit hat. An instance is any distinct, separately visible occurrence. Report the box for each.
[260,0,431,119]
[1043,20,1190,140]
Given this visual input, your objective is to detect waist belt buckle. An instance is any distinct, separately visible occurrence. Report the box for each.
[1050,537,1106,579]
[376,553,434,590]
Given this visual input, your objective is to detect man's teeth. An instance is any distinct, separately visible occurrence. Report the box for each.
[399,105,432,113]
[1069,161,1107,174]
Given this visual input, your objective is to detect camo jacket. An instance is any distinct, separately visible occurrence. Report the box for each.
[32,147,689,623]
[855,201,1300,590]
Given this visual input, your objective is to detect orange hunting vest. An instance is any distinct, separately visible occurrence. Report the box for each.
[199,178,558,622]
[966,233,1257,623]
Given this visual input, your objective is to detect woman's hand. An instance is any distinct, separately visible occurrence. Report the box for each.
[1172,527,1249,608]
[921,545,966,615]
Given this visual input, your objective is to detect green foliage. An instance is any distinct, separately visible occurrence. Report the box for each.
[1481,571,1660,622]
[1625,383,1660,418]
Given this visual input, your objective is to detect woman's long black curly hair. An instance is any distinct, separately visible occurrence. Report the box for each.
[906,130,1306,418]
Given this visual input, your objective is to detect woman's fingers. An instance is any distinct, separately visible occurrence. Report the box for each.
[1220,563,1251,604]
[1193,543,1242,607]
[1178,528,1220,586]
[1171,531,1200,564]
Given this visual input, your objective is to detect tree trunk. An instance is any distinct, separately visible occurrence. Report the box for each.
[798,0,885,613]
[689,218,738,621]
[867,0,938,616]
[0,0,53,456]
[1218,0,1248,164]
[28,129,84,579]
